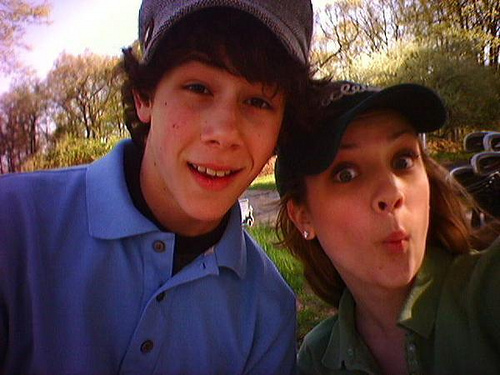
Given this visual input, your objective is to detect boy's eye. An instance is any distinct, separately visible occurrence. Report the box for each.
[333,166,358,183]
[246,97,272,109]
[185,83,210,94]
[393,152,419,170]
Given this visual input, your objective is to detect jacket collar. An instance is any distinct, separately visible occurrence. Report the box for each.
[397,245,453,337]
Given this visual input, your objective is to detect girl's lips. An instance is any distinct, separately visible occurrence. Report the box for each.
[382,231,410,252]
[383,231,410,243]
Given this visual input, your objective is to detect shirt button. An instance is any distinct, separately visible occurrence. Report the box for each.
[153,240,166,253]
[408,344,416,352]
[156,291,166,302]
[347,348,354,357]
[141,340,154,353]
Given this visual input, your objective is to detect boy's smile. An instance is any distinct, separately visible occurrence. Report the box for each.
[134,60,285,236]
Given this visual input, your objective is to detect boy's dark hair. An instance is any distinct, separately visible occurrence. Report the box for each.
[120,7,312,150]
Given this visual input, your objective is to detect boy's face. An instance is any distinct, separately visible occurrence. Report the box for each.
[134,60,285,236]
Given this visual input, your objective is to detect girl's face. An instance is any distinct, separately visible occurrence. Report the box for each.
[288,110,430,297]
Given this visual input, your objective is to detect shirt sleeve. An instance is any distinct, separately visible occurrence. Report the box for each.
[472,239,500,345]
[0,179,10,371]
[0,299,5,371]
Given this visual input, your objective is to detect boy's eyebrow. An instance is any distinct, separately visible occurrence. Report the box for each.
[183,54,283,97]
[339,129,415,150]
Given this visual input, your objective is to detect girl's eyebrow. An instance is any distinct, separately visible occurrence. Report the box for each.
[390,129,415,140]
[339,129,415,150]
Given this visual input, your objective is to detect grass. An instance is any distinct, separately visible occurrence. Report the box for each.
[249,174,276,190]
[431,150,474,168]
[246,224,333,345]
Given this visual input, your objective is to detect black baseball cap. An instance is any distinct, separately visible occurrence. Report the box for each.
[275,81,448,196]
[139,0,313,65]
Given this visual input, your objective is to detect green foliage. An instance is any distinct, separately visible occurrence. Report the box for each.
[351,39,500,133]
[313,0,500,140]
[22,135,124,171]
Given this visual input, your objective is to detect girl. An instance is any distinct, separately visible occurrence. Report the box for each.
[276,81,500,375]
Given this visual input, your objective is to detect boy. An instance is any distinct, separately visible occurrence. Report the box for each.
[0,1,313,374]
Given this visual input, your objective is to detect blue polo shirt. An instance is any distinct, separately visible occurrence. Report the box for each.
[0,140,296,375]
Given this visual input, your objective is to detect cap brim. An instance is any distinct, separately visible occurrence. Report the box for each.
[305,84,447,175]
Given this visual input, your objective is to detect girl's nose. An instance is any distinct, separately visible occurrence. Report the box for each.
[373,175,404,214]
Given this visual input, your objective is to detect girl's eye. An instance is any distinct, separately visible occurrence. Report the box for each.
[393,152,419,170]
[246,97,272,109]
[185,83,210,95]
[333,166,358,183]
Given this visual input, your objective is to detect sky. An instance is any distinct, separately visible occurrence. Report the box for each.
[0,0,331,93]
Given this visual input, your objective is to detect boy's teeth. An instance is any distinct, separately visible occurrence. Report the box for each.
[196,165,207,173]
[193,164,231,177]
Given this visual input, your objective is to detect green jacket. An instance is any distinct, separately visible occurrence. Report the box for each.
[298,242,500,375]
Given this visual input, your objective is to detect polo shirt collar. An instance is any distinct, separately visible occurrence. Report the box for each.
[213,204,247,279]
[398,245,453,337]
[322,291,379,373]
[86,139,248,278]
[87,140,158,239]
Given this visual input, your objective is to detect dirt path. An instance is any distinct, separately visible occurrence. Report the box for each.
[240,189,280,225]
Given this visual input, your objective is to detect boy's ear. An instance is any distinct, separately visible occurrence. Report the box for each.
[133,89,152,123]
[286,200,316,240]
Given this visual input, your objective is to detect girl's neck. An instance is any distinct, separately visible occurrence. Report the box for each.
[354,287,408,333]
[351,285,411,375]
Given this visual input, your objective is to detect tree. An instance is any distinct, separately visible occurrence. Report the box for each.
[0,75,48,172]
[0,50,127,174]
[312,0,414,76]
[403,0,500,70]
[0,0,51,73]
[351,38,500,138]
[311,0,500,140]
[46,51,125,140]
[313,0,500,75]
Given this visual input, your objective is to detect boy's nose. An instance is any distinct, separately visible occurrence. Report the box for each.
[201,102,243,148]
